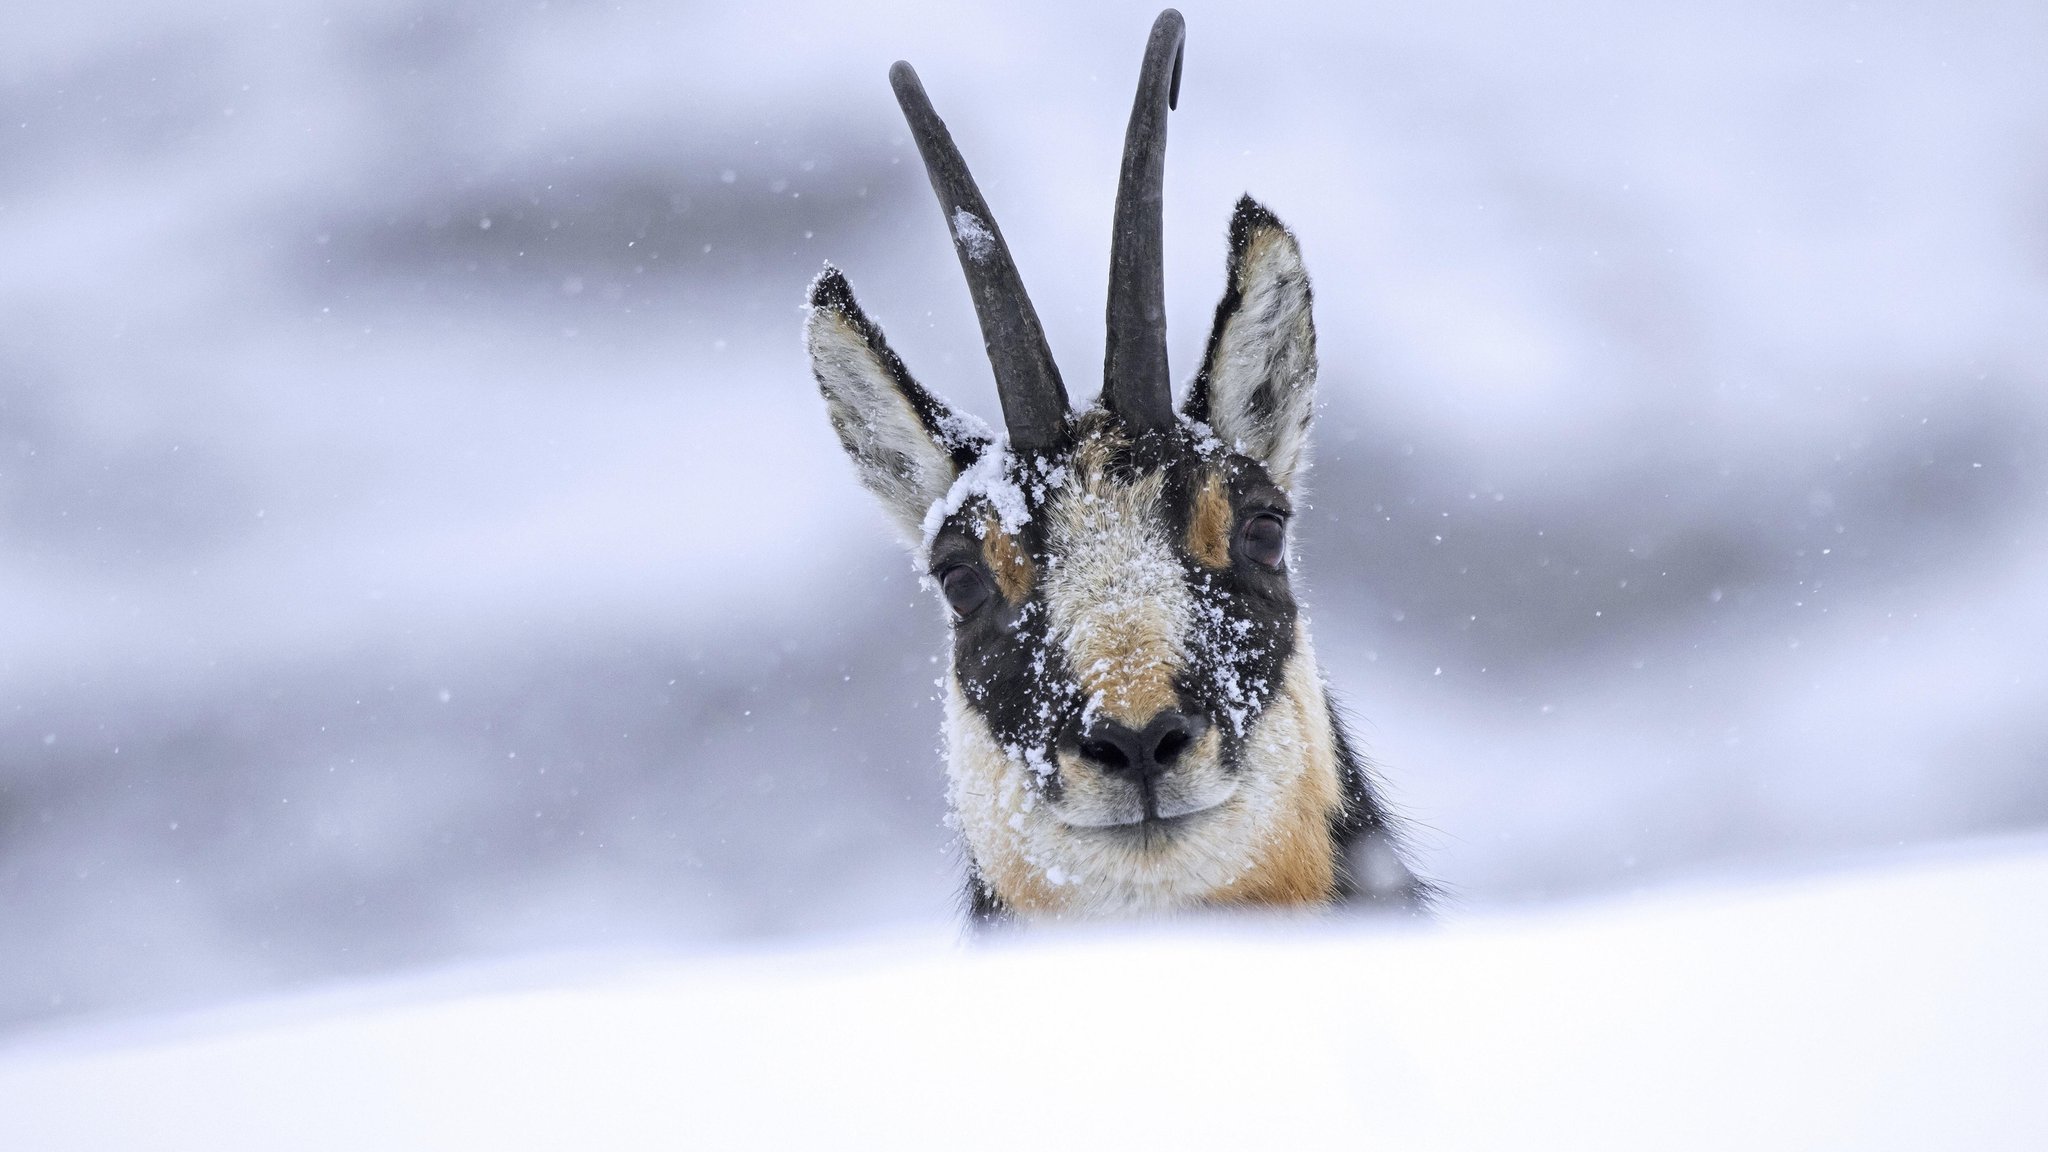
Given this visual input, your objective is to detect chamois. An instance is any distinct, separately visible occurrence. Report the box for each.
[805,10,1427,923]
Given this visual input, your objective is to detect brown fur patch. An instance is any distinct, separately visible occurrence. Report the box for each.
[1216,642,1345,907]
[980,514,1036,603]
[980,853,1063,916]
[1216,794,1338,906]
[1073,633,1182,729]
[1186,470,1233,569]
[1062,461,1181,727]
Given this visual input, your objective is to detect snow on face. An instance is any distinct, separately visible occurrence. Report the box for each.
[923,411,1330,914]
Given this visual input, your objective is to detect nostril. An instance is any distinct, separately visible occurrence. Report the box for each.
[1153,728,1192,766]
[1079,712,1205,779]
[1079,738,1131,772]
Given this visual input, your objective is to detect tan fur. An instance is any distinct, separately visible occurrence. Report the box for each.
[942,678,1064,915]
[979,851,1063,916]
[979,514,1036,604]
[1044,426,1190,730]
[1214,662,1344,906]
[1186,470,1233,569]
[1068,605,1182,726]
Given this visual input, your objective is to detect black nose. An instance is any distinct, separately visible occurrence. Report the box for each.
[1077,711,1208,779]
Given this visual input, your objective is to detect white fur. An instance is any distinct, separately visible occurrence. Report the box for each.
[804,307,959,546]
[1202,226,1317,491]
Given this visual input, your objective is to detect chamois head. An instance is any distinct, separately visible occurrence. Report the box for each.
[806,10,1424,922]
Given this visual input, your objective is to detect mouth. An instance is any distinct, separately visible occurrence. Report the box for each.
[1102,812,1199,845]
[1054,782,1237,834]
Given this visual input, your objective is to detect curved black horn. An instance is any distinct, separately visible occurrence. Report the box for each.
[1102,9,1185,433]
[889,61,1069,452]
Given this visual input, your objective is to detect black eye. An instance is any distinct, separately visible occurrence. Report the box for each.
[1240,513,1287,569]
[939,564,993,617]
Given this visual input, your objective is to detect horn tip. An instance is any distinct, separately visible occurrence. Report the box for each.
[888,60,920,97]
[1149,11,1187,110]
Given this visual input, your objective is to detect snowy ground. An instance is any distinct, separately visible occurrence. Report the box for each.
[3,0,2046,1033]
[3,837,2044,1150]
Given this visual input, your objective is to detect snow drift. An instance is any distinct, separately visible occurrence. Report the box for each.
[3,839,2043,1150]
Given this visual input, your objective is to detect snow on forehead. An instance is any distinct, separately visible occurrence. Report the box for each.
[920,444,1068,551]
[917,417,1217,556]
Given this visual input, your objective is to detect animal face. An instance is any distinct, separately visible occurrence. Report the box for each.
[808,200,1342,916]
[933,412,1343,917]
[804,10,1420,920]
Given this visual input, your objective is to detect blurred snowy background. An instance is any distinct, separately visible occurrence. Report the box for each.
[2,0,2043,1035]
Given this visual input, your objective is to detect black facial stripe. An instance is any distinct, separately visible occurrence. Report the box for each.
[951,587,1079,749]
[1177,544,1297,760]
[934,483,1075,795]
[1171,437,1299,753]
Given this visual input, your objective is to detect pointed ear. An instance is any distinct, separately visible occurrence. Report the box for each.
[1182,197,1318,490]
[806,266,989,547]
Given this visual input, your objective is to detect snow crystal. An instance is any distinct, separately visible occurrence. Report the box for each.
[1078,689,1104,734]
[950,208,997,264]
[933,407,994,455]
[920,445,1031,553]
[1025,462,1069,504]
[1178,413,1225,457]
[1189,593,1264,737]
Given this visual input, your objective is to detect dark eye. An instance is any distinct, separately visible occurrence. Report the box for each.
[939,564,993,618]
[1240,513,1287,569]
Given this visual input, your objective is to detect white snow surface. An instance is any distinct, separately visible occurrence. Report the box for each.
[3,840,2044,1151]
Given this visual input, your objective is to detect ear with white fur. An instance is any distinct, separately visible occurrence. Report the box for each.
[806,266,990,546]
[1183,197,1318,491]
